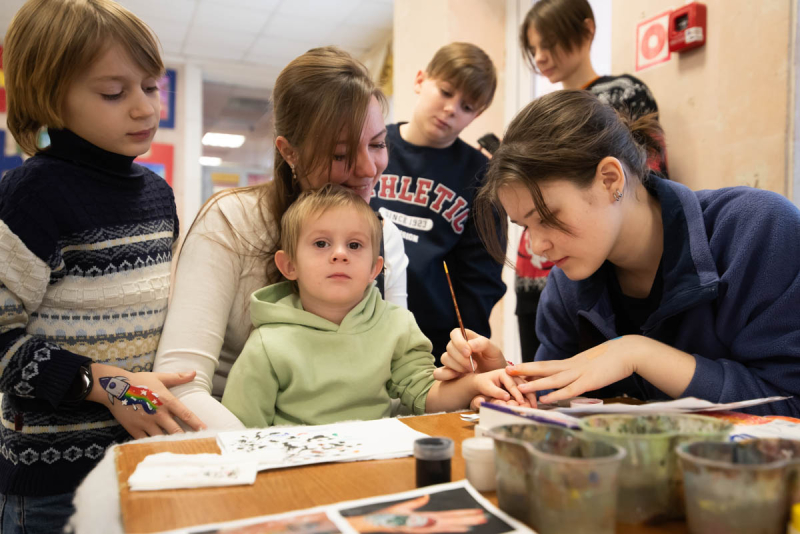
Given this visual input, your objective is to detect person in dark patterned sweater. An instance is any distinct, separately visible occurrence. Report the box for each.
[1,1,204,531]
[514,0,667,361]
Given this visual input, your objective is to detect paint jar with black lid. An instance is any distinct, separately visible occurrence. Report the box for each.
[414,437,454,487]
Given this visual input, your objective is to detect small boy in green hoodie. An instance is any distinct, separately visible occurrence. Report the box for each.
[222,184,528,427]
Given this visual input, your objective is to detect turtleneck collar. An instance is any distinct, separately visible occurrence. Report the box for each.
[43,129,146,179]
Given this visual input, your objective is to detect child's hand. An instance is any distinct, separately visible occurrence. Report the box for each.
[468,374,537,411]
[87,364,207,438]
[471,369,533,407]
[434,329,507,381]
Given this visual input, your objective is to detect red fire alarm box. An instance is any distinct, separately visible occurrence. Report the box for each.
[668,2,707,53]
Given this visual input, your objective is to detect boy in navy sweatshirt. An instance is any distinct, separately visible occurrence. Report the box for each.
[371,43,506,361]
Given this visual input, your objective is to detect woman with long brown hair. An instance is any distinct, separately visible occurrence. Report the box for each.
[154,47,408,429]
[440,90,800,417]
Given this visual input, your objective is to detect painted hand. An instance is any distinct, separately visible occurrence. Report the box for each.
[471,371,537,409]
[88,365,207,438]
[433,329,507,381]
[510,336,641,404]
[346,495,488,534]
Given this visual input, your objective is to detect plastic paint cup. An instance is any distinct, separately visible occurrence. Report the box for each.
[738,438,800,506]
[677,440,790,534]
[488,423,626,534]
[462,437,496,491]
[580,413,732,524]
[413,437,453,488]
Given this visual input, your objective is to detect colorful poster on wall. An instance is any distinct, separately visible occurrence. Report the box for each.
[636,11,672,72]
[0,45,7,113]
[211,171,240,195]
[136,142,174,186]
[158,69,176,129]
[0,130,24,178]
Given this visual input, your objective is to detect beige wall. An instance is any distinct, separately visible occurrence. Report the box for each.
[393,0,508,348]
[612,0,793,194]
[394,0,507,148]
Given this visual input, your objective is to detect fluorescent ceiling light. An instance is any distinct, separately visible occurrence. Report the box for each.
[199,156,222,166]
[202,132,246,148]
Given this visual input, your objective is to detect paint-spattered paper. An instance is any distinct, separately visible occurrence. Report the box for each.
[216,418,429,471]
[128,453,258,491]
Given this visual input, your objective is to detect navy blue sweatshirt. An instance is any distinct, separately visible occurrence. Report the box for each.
[536,177,800,416]
[0,129,178,495]
[370,124,506,360]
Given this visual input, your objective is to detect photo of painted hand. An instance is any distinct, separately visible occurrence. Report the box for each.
[345,495,488,534]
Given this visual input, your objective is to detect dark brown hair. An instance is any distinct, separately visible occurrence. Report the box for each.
[519,0,594,73]
[475,90,664,263]
[425,42,497,112]
[181,46,385,285]
[5,0,163,155]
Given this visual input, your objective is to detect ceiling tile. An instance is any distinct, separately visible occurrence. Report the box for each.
[160,40,185,55]
[142,16,190,44]
[243,52,293,68]
[183,26,257,57]
[250,35,315,59]
[117,0,197,22]
[262,14,333,41]
[206,0,280,11]
[193,2,271,33]
[275,0,359,21]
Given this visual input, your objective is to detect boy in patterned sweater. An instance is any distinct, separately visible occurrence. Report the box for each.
[0,1,204,531]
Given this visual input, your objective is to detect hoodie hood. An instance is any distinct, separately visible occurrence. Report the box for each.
[250,281,387,334]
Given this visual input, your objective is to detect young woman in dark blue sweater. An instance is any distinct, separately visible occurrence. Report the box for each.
[439,90,800,417]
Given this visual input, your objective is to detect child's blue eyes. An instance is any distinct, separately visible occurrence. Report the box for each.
[312,241,362,250]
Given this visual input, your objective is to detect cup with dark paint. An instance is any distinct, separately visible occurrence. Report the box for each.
[580,413,732,524]
[488,423,626,534]
[677,440,790,534]
[413,437,453,487]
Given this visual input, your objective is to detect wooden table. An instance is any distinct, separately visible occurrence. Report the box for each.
[115,413,687,534]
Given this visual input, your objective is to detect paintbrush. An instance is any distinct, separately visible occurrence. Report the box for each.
[443,261,475,372]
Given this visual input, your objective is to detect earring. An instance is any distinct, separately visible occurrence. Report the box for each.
[613,189,623,202]
[289,163,297,182]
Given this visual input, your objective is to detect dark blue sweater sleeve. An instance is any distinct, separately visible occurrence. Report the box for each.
[0,166,91,407]
[682,190,800,416]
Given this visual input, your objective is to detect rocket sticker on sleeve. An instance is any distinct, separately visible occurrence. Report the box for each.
[99,376,163,414]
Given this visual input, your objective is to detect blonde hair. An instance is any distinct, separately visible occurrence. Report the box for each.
[425,42,497,112]
[280,184,382,265]
[4,0,164,155]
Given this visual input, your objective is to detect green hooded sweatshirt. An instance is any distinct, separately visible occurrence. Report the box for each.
[222,281,436,427]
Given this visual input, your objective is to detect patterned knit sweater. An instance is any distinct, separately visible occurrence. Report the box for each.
[0,129,178,496]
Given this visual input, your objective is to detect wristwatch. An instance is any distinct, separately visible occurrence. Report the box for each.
[66,362,94,403]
